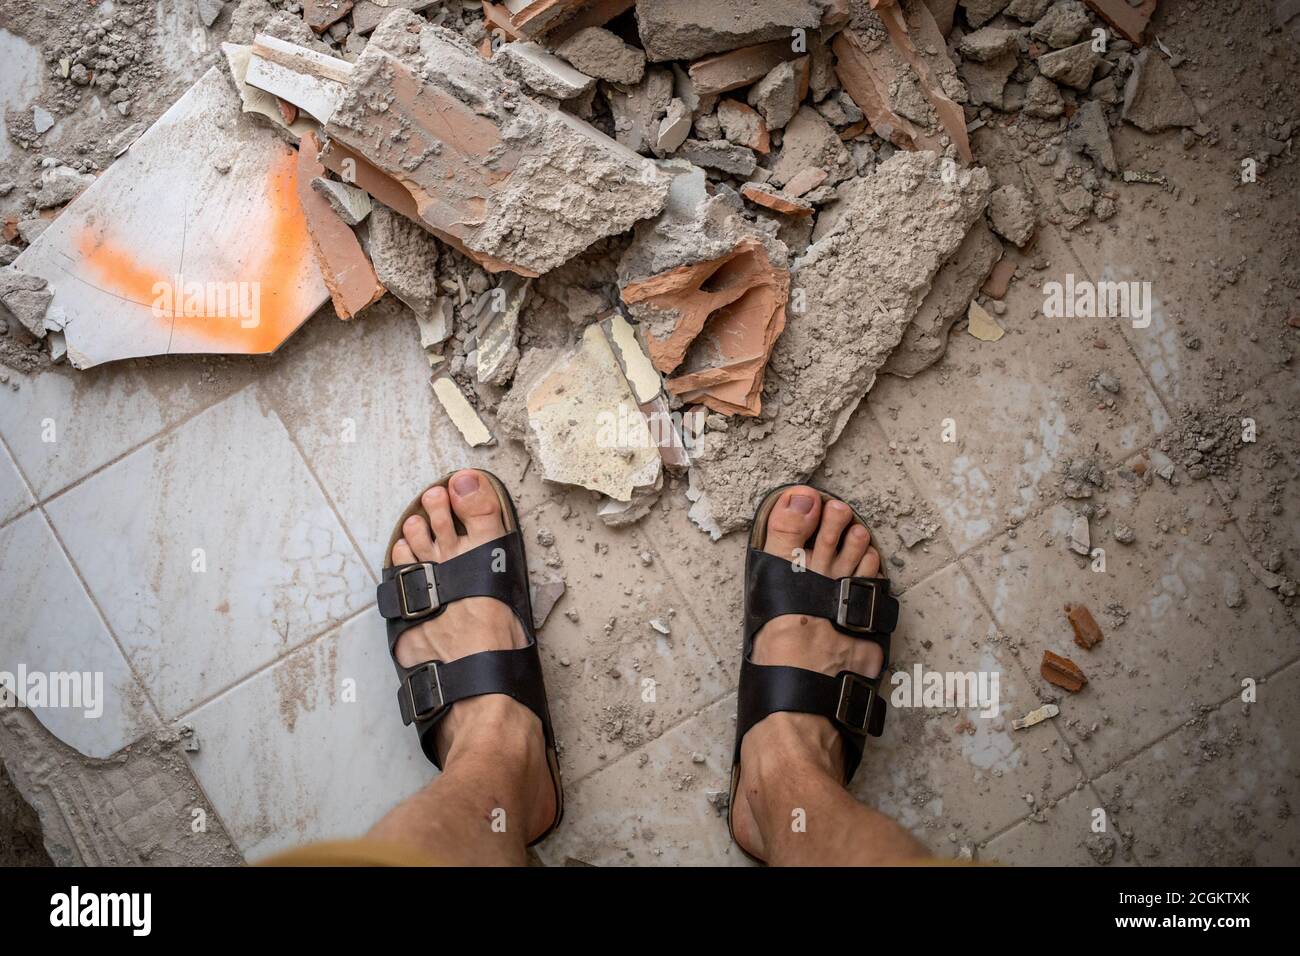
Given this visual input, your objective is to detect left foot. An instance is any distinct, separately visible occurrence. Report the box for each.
[729,486,885,861]
[390,469,556,842]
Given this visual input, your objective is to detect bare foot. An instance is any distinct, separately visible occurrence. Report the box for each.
[390,469,555,842]
[730,486,885,861]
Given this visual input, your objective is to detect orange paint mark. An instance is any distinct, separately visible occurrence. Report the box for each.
[75,147,318,354]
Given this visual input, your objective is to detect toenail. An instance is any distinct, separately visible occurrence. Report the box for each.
[851,526,867,538]
[788,494,814,514]
[452,472,480,495]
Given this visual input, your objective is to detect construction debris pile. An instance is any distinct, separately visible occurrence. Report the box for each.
[2,0,1198,536]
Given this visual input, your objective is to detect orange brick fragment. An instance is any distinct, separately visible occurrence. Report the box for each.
[1041,650,1088,693]
[1065,603,1104,650]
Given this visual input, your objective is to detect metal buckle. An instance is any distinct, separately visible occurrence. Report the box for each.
[835,673,874,735]
[397,563,438,620]
[836,577,878,633]
[405,662,445,722]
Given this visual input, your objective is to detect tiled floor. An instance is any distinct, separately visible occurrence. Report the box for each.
[1,2,1298,868]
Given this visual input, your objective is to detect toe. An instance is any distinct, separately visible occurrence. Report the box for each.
[402,513,436,562]
[762,486,822,563]
[447,469,506,544]
[856,546,882,578]
[811,499,853,573]
[831,523,871,578]
[422,485,458,556]
[391,537,415,566]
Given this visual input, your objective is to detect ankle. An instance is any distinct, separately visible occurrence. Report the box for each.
[438,695,545,768]
[742,713,845,788]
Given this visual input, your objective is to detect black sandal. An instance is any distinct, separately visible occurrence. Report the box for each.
[376,470,563,845]
[728,483,900,862]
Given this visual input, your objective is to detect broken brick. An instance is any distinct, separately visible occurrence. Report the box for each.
[716,99,771,153]
[1041,650,1088,692]
[687,40,802,96]
[1084,0,1158,46]
[1065,602,1105,650]
[621,237,790,417]
[294,132,385,320]
[322,12,669,276]
[740,182,814,217]
[302,0,354,35]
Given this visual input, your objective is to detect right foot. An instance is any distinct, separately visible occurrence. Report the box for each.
[390,469,556,841]
[730,486,885,861]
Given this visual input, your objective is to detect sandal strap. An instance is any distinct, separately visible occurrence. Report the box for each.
[745,548,898,646]
[396,645,554,765]
[377,532,531,647]
[738,546,898,784]
[736,658,885,782]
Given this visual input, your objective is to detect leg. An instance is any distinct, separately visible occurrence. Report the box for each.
[731,486,929,866]
[367,470,556,866]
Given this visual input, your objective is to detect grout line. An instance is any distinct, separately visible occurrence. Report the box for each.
[564,687,736,790]
[269,398,382,587]
[33,383,255,511]
[172,601,377,722]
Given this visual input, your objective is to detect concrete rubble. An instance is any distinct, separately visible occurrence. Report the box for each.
[0,0,1206,539]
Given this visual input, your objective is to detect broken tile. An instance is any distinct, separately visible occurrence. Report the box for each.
[323,13,669,276]
[966,299,1005,341]
[473,273,531,385]
[498,323,661,500]
[782,165,829,197]
[431,372,495,448]
[1084,0,1157,46]
[740,182,814,217]
[223,42,319,142]
[12,68,328,369]
[687,39,802,96]
[1121,48,1197,132]
[295,132,385,320]
[302,0,354,35]
[497,40,596,99]
[686,151,990,534]
[310,176,372,226]
[654,97,693,153]
[245,34,354,125]
[1011,703,1059,730]
[621,235,790,417]
[601,311,664,404]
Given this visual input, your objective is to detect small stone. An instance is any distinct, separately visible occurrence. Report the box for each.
[988,183,1036,246]
[32,106,55,134]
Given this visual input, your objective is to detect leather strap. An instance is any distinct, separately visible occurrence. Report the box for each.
[378,533,531,647]
[377,530,555,770]
[737,546,898,783]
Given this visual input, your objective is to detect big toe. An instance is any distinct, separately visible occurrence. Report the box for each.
[447,469,506,544]
[763,486,822,562]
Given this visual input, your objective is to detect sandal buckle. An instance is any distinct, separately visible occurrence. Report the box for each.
[403,662,446,724]
[835,673,875,736]
[836,577,879,633]
[397,563,439,619]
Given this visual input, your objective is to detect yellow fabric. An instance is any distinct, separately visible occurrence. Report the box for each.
[256,839,446,867]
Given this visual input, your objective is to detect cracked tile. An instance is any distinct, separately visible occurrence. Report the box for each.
[0,510,154,758]
[45,388,372,720]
